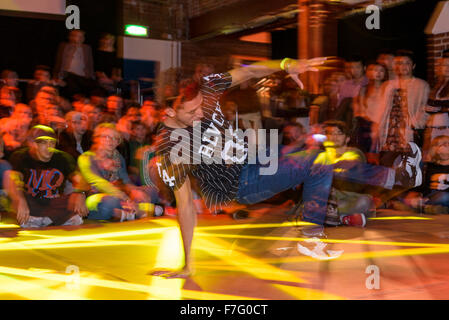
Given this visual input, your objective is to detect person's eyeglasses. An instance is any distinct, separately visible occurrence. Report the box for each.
[326,132,345,136]
[99,135,120,142]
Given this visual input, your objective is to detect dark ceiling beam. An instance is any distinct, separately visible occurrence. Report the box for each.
[188,0,297,40]
[224,17,298,39]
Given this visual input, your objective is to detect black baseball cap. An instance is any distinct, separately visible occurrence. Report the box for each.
[28,125,57,142]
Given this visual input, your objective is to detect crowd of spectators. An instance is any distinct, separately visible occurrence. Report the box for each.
[1,27,449,228]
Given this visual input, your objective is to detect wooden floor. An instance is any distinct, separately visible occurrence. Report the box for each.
[1,203,449,300]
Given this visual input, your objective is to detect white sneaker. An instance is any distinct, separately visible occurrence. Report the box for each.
[62,215,83,226]
[297,238,344,260]
[20,216,53,228]
[394,142,422,188]
[154,205,164,217]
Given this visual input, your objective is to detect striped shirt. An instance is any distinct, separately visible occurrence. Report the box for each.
[152,72,248,210]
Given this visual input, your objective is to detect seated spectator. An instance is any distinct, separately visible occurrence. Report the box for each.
[5,125,88,228]
[58,111,93,160]
[280,122,307,156]
[25,65,64,103]
[83,103,103,131]
[72,94,88,112]
[0,104,33,159]
[0,85,16,118]
[117,105,141,141]
[404,135,449,214]
[31,102,66,135]
[0,133,12,217]
[141,99,161,136]
[321,120,375,227]
[11,103,33,126]
[102,94,124,123]
[89,90,107,107]
[128,122,152,186]
[0,117,29,159]
[78,123,161,221]
[1,70,21,102]
[30,87,55,115]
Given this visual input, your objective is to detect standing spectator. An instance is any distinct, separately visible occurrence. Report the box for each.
[58,111,93,160]
[94,33,122,95]
[377,49,396,80]
[311,74,354,130]
[340,55,369,101]
[425,56,449,150]
[5,125,88,228]
[352,61,388,152]
[54,30,96,99]
[374,50,430,166]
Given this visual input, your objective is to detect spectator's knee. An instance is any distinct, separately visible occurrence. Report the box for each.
[87,194,122,220]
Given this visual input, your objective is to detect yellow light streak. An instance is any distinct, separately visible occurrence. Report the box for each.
[147,228,184,300]
[197,221,314,232]
[195,237,308,284]
[369,216,433,220]
[272,284,344,300]
[0,225,175,251]
[0,274,88,300]
[0,223,20,229]
[0,265,259,300]
[264,246,449,265]
[196,232,449,249]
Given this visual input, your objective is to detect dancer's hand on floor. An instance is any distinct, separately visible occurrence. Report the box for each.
[148,268,192,279]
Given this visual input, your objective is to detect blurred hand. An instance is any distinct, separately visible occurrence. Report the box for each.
[16,198,30,225]
[129,188,149,203]
[288,57,327,74]
[68,193,89,217]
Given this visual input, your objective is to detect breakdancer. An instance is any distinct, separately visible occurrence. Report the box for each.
[148,58,422,278]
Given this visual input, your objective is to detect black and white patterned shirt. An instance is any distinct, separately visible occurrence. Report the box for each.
[152,73,248,210]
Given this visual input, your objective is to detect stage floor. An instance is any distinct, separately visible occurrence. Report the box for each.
[1,204,449,300]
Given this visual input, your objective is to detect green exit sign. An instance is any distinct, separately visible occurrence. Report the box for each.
[124,25,149,37]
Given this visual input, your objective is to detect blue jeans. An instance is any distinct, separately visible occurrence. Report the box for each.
[236,152,333,225]
[426,191,449,207]
[236,154,395,225]
[333,160,395,190]
[87,195,122,220]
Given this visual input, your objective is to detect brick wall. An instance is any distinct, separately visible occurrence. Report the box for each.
[123,0,187,40]
[426,32,449,82]
[187,0,242,18]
